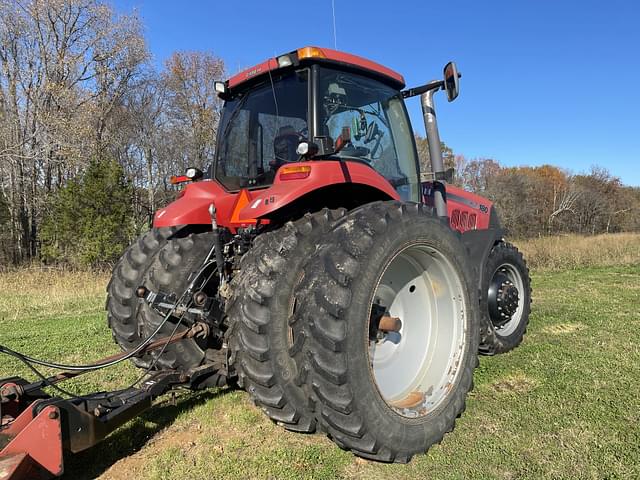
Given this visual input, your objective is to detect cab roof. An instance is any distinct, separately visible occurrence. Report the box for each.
[226,46,405,91]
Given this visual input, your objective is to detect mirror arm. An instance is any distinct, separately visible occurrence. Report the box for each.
[402,80,443,99]
[402,72,462,99]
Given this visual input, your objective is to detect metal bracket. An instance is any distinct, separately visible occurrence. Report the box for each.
[0,402,63,479]
[420,168,455,184]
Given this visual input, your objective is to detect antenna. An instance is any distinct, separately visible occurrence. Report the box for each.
[331,0,337,49]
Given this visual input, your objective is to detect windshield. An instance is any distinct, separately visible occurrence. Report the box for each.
[215,70,308,191]
[318,68,420,201]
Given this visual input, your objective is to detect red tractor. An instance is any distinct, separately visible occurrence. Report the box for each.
[0,46,531,475]
[107,46,531,461]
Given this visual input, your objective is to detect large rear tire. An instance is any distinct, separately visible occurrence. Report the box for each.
[107,227,176,368]
[479,242,531,355]
[228,209,346,432]
[294,201,479,462]
[107,228,224,382]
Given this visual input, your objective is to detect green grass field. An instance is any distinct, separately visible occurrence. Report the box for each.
[1,264,639,479]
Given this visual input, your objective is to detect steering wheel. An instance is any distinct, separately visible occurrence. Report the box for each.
[272,135,299,167]
[363,121,383,158]
[340,143,370,158]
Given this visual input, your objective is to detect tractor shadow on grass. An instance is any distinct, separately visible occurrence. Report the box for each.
[61,386,234,479]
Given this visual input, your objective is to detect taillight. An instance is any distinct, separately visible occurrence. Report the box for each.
[279,165,311,181]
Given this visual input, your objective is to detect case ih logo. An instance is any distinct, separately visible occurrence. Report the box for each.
[245,67,262,79]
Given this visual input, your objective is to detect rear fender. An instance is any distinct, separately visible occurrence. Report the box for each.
[461,227,504,290]
[239,160,400,219]
[154,161,400,230]
[153,181,240,228]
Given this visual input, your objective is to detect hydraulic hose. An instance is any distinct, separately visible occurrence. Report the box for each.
[0,242,219,372]
[0,303,178,371]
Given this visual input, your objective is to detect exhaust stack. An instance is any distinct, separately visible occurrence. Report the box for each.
[421,89,448,219]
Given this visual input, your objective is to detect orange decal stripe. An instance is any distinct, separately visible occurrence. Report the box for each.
[230,189,257,224]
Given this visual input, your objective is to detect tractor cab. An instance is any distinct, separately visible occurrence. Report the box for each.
[212,47,421,202]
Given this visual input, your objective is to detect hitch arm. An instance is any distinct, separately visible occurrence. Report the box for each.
[0,327,211,480]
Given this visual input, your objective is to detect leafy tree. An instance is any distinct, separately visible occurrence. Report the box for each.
[0,0,147,264]
[459,158,501,193]
[41,160,134,267]
[414,135,455,173]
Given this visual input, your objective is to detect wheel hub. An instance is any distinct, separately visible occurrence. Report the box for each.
[488,272,520,328]
[368,244,467,418]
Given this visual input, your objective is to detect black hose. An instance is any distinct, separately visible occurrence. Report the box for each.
[0,303,176,371]
[0,238,218,379]
[114,312,186,394]
[3,346,89,400]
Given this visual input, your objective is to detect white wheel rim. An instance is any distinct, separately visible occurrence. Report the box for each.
[368,243,467,418]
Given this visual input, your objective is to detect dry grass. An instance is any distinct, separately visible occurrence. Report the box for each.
[514,232,640,271]
[1,256,640,478]
[0,267,109,321]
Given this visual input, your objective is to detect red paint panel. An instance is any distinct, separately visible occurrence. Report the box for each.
[153,180,241,229]
[314,47,405,88]
[228,58,278,89]
[0,401,34,438]
[445,185,493,231]
[238,161,399,220]
[0,405,63,477]
[227,46,405,91]
[154,163,399,230]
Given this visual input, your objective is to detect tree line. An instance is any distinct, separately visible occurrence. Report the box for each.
[0,0,637,267]
[415,136,640,239]
[0,0,223,266]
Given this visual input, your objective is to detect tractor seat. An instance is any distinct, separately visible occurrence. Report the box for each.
[271,125,300,168]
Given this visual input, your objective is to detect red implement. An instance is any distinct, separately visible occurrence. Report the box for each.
[0,329,204,480]
[0,403,63,480]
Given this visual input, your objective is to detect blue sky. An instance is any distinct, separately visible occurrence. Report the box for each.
[114,0,640,186]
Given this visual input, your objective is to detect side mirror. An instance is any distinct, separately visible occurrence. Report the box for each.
[443,62,460,102]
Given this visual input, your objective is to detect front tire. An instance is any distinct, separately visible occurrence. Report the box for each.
[479,242,532,355]
[294,202,479,462]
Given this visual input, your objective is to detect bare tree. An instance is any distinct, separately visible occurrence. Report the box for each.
[459,157,501,193]
[548,185,580,233]
[162,51,224,170]
[0,0,147,263]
